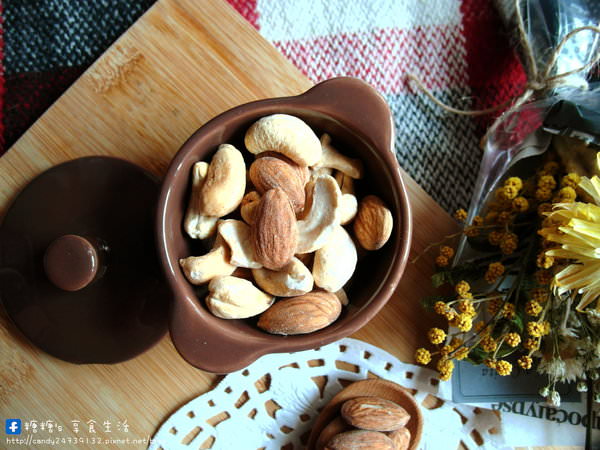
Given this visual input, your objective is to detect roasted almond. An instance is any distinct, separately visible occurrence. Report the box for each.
[341,396,410,432]
[353,195,393,250]
[251,188,297,270]
[325,430,395,450]
[256,151,310,186]
[257,291,341,335]
[249,156,306,214]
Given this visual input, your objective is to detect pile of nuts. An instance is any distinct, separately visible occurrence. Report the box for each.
[324,396,412,450]
[180,114,393,335]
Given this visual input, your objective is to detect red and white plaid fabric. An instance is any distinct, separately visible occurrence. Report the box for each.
[3,0,528,213]
[226,0,526,212]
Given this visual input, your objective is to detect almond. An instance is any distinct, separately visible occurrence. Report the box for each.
[387,427,411,450]
[251,188,297,270]
[257,291,341,335]
[249,156,306,214]
[353,195,393,250]
[341,396,410,432]
[256,151,310,186]
[325,430,395,450]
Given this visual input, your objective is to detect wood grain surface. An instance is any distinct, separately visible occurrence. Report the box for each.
[0,1,574,449]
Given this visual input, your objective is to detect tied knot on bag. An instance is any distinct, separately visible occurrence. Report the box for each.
[407,0,600,148]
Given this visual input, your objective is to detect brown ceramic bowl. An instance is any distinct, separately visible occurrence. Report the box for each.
[156,77,412,373]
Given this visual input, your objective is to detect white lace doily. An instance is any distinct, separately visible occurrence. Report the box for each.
[150,338,507,449]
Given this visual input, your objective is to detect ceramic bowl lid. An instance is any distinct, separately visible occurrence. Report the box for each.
[0,156,169,364]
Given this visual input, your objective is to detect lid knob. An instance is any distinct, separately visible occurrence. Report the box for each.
[44,235,99,291]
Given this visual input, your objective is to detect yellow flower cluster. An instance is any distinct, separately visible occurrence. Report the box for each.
[523,337,540,351]
[518,355,533,370]
[485,262,505,284]
[437,358,455,381]
[500,232,518,255]
[450,313,473,332]
[488,230,503,246]
[512,196,529,212]
[495,360,513,376]
[455,280,470,297]
[454,208,468,222]
[502,303,516,320]
[505,332,521,347]
[458,300,476,317]
[561,173,580,189]
[480,335,497,352]
[526,321,550,338]
[415,348,431,365]
[525,300,542,316]
[487,297,502,315]
[428,328,446,345]
[435,245,456,268]
[434,301,448,315]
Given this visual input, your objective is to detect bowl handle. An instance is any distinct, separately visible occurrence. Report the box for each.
[169,292,269,374]
[290,77,395,155]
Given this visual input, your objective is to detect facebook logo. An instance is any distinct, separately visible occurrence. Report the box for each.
[5,419,21,435]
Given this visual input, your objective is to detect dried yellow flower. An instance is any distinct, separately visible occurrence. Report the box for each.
[554,186,577,203]
[455,280,470,297]
[525,300,542,316]
[485,262,505,284]
[435,255,449,267]
[502,303,516,320]
[415,348,431,365]
[505,177,523,190]
[487,298,502,315]
[484,358,497,369]
[440,245,455,259]
[472,215,484,226]
[428,328,446,345]
[499,232,518,255]
[488,230,503,246]
[538,174,557,190]
[480,335,497,352]
[512,196,529,213]
[434,301,448,315]
[518,355,533,370]
[454,347,470,360]
[526,321,544,338]
[454,208,468,222]
[505,332,521,347]
[561,173,581,189]
[496,360,513,376]
[523,338,540,351]
[457,300,476,317]
[498,185,519,201]
[535,188,553,202]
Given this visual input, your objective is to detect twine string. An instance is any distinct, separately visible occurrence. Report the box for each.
[407,0,600,146]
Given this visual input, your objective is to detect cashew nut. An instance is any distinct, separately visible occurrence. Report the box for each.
[313,225,357,292]
[206,276,274,319]
[335,288,349,306]
[218,219,262,269]
[252,257,314,297]
[245,114,322,166]
[316,134,363,179]
[296,175,341,253]
[179,235,236,285]
[339,193,358,225]
[183,161,219,239]
[198,144,246,217]
[240,191,260,225]
[334,171,355,195]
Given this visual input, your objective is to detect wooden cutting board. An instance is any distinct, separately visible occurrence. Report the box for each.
[0,0,494,448]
